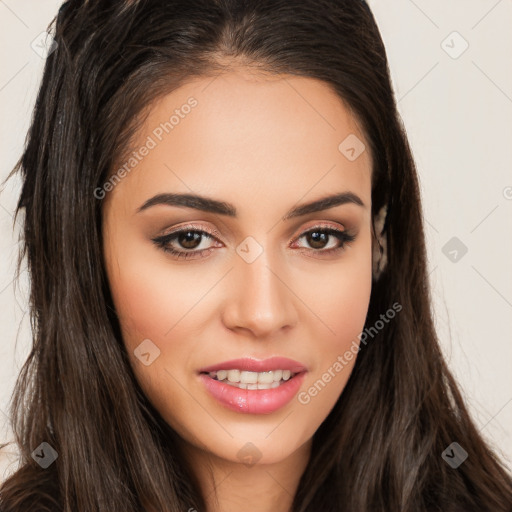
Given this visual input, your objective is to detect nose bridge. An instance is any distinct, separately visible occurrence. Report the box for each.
[222,237,297,336]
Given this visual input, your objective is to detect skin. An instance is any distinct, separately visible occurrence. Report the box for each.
[102,68,373,512]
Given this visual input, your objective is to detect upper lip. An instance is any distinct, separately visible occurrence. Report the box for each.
[199,357,307,374]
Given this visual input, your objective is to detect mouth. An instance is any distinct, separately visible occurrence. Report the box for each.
[197,357,308,414]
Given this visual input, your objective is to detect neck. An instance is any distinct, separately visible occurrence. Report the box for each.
[183,437,312,512]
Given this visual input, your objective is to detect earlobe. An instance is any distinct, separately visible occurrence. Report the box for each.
[371,205,388,280]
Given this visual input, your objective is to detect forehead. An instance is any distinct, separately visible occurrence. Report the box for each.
[105,69,372,215]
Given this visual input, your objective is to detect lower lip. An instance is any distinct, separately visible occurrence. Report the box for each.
[199,372,307,414]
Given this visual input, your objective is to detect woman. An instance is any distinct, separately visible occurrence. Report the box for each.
[1,0,511,511]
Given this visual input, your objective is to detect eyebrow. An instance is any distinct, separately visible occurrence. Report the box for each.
[137,191,365,219]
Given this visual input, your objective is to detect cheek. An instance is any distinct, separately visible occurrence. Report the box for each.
[295,241,372,410]
[322,262,371,342]
[300,240,373,349]
[107,248,203,347]
[104,238,214,410]
[106,255,206,420]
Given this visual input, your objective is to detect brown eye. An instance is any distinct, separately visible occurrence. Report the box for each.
[152,227,220,260]
[296,227,356,253]
[177,231,203,249]
[305,230,331,249]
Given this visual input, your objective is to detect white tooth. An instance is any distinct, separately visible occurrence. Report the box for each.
[272,370,283,382]
[257,371,274,384]
[240,371,258,384]
[227,369,241,382]
[215,369,294,385]
[219,379,284,390]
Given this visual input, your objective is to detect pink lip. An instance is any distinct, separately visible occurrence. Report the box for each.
[199,371,307,414]
[198,356,307,374]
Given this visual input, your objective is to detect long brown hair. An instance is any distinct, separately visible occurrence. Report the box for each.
[1,0,511,510]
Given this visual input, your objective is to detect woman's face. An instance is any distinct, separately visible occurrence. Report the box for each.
[102,69,373,467]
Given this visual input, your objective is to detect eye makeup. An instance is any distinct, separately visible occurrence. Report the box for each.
[151,222,357,261]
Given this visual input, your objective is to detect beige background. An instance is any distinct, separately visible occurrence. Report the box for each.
[1,0,511,482]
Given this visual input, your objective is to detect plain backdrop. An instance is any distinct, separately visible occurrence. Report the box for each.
[1,0,511,483]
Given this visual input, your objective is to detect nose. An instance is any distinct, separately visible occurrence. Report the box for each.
[221,248,298,338]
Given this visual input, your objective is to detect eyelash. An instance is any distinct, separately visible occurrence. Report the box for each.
[151,223,356,260]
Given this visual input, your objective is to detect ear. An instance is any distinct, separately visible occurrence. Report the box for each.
[371,205,388,281]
